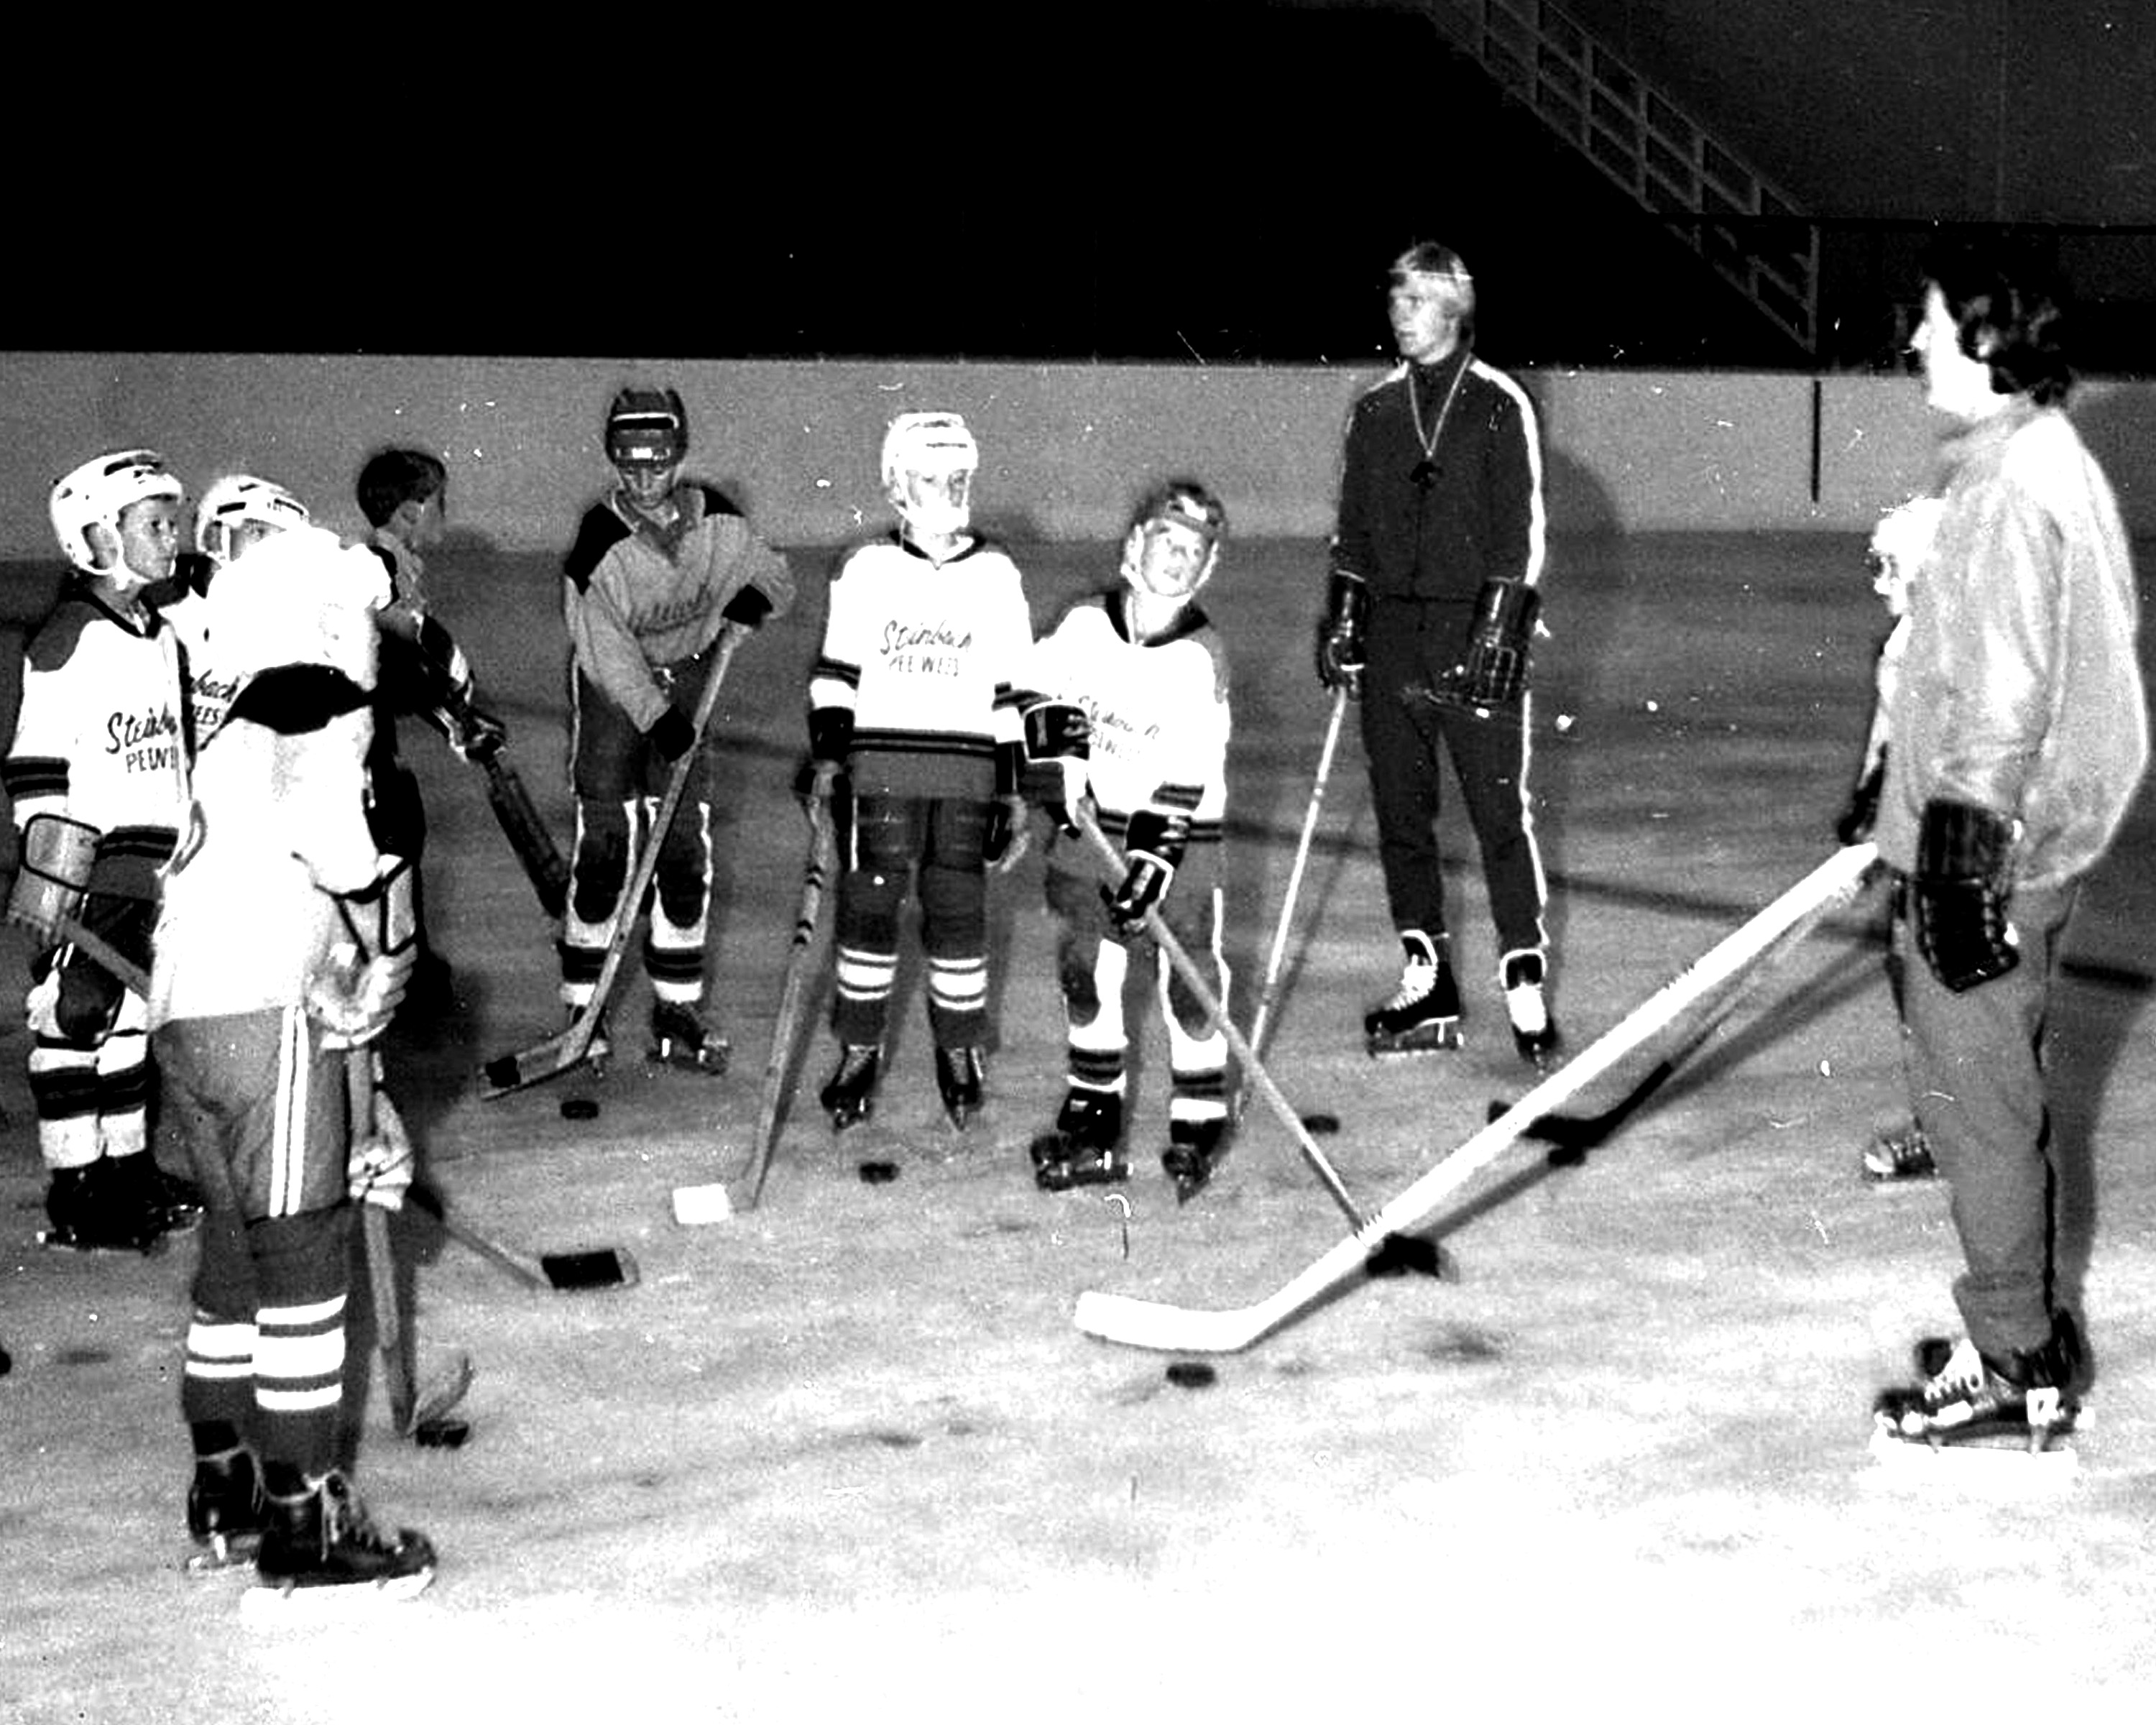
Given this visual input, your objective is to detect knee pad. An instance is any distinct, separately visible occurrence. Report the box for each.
[571,800,635,924]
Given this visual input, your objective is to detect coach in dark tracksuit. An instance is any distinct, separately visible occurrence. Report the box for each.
[1317,241,1556,1066]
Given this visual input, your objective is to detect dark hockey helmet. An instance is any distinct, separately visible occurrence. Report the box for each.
[604,386,689,469]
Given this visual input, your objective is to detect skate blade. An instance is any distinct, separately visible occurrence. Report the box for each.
[36,1227,167,1257]
[1864,1422,2081,1493]
[182,1536,260,1578]
[1366,1026,1462,1059]
[240,1566,436,1614]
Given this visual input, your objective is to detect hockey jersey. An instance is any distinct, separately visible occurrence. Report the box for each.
[563,482,796,733]
[1026,589,1230,846]
[4,581,190,893]
[808,531,1033,801]
[148,529,390,1025]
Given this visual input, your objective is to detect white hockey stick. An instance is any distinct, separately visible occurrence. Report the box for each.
[1073,841,1880,1354]
[1236,684,1350,1123]
[482,626,745,1098]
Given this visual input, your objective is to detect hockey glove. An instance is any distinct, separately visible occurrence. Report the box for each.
[1021,699,1091,834]
[722,584,774,629]
[444,698,508,764]
[1101,809,1186,936]
[1314,571,1368,697]
[1835,748,1886,847]
[646,705,696,763]
[983,795,1032,874]
[347,1065,416,1212]
[1457,579,1540,707]
[1912,797,2019,993]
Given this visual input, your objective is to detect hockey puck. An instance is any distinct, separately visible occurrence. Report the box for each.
[413,1416,471,1450]
[1164,1361,1217,1389]
[1300,1112,1342,1136]
[857,1159,900,1184]
[560,1096,600,1121]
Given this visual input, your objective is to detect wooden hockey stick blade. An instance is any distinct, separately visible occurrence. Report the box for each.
[740,807,837,1212]
[409,1351,476,1435]
[1073,843,1879,1354]
[479,1013,604,1098]
[407,1186,637,1292]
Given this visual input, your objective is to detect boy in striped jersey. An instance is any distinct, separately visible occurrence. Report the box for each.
[798,411,1034,1133]
[1021,479,1234,1197]
[149,507,434,1594]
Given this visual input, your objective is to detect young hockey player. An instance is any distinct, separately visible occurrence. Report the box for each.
[1021,479,1234,1198]
[798,410,1033,1133]
[163,474,316,748]
[354,447,506,1018]
[1836,493,1944,1184]
[149,505,436,1595]
[4,449,200,1250]
[559,386,795,1071]
[1316,242,1557,1068]
[1869,239,2146,1454]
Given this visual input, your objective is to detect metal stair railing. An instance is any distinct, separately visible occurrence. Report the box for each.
[1427,0,1820,358]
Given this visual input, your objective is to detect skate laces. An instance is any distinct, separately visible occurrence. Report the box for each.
[1921,1338,1993,1409]
[1385,934,1440,1010]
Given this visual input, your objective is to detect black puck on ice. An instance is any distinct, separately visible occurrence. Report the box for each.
[560,1097,600,1121]
[1164,1361,1217,1389]
[413,1417,471,1450]
[1301,1112,1342,1136]
[857,1159,900,1184]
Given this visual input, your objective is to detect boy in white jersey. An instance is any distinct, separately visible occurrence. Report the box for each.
[798,411,1034,1134]
[149,499,436,1594]
[1020,479,1234,1198]
[5,450,199,1249]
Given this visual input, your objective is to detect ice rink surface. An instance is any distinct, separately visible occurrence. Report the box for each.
[5,530,2155,1719]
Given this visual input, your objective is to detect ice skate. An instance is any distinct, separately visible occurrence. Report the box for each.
[184,1448,267,1575]
[934,1045,987,1131]
[648,1000,729,1076]
[1501,949,1560,1070]
[1031,1089,1128,1191]
[1364,931,1461,1057]
[820,1044,883,1132]
[37,1163,175,1256]
[249,1470,436,1603]
[1161,1116,1228,1204]
[1863,1120,1936,1183]
[1873,1330,2080,1453]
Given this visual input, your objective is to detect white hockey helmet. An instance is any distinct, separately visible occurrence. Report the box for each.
[604,386,689,469]
[195,474,313,568]
[49,448,184,576]
[1120,478,1227,602]
[880,410,978,540]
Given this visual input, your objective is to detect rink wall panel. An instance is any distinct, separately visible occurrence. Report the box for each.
[4,352,2155,571]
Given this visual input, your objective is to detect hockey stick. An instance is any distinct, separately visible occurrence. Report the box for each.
[737,799,839,1212]
[347,1052,474,1442]
[404,1182,637,1292]
[2,906,151,996]
[481,626,746,1098]
[1072,842,1880,1354]
[1074,806,1383,1234]
[1235,684,1350,1124]
[478,747,570,920]
[1488,896,1855,1156]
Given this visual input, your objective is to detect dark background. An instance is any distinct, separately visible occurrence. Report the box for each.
[7,1,2152,373]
